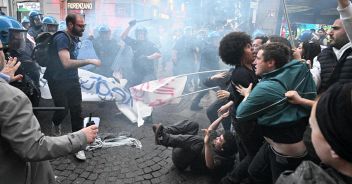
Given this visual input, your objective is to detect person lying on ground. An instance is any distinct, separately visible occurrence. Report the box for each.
[152,112,236,176]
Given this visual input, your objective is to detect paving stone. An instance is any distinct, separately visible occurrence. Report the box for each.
[68,173,79,181]
[151,164,161,171]
[143,174,153,180]
[151,178,161,184]
[143,167,152,174]
[80,171,90,179]
[72,177,85,184]
[88,173,98,181]
[142,180,151,184]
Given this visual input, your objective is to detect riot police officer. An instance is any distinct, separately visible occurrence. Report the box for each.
[92,25,119,76]
[27,10,43,39]
[121,21,161,87]
[21,16,30,30]
[42,16,59,33]
[0,16,40,106]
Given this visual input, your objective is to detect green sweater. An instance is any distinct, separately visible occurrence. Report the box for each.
[236,60,317,126]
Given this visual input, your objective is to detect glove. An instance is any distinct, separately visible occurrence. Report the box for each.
[128,20,137,27]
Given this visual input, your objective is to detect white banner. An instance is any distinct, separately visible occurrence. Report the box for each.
[40,68,131,104]
[118,76,187,127]
[40,69,223,127]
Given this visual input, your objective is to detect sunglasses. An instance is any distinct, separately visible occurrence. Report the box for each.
[75,24,86,29]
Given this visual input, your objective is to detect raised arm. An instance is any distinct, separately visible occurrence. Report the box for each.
[337,0,352,43]
[121,20,136,40]
[203,112,229,169]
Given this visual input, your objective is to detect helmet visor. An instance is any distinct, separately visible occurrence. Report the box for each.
[44,24,58,33]
[33,15,43,26]
[8,29,27,51]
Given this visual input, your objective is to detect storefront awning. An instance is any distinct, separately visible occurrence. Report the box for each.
[285,0,338,24]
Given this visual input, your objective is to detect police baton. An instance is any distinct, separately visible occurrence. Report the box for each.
[136,18,153,23]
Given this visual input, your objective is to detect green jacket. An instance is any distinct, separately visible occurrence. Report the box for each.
[236,60,317,126]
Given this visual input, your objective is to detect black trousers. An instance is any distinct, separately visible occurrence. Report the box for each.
[162,120,204,170]
[206,98,232,131]
[48,78,83,132]
[221,120,263,183]
[248,142,308,184]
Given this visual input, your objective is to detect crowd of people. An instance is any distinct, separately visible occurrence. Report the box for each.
[0,0,352,183]
[152,0,352,183]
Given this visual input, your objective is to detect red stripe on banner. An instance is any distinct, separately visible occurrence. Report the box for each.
[154,91,174,95]
[155,88,174,93]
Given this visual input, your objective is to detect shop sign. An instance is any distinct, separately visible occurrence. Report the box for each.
[67,0,93,10]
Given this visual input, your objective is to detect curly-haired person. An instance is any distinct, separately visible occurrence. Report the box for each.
[218,32,263,184]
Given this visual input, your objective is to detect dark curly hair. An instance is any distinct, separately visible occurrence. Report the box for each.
[221,132,237,156]
[260,42,290,69]
[219,32,252,66]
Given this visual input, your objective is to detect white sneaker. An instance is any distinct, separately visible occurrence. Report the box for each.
[75,150,86,161]
[51,122,61,136]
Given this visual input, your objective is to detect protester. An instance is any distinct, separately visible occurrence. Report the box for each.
[152,113,236,176]
[204,70,233,131]
[313,18,352,93]
[235,42,316,183]
[252,36,268,58]
[217,32,263,184]
[277,83,352,184]
[43,14,101,161]
[0,57,98,184]
[317,28,328,46]
[292,41,321,79]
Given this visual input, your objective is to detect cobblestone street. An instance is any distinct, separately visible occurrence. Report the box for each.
[37,94,219,184]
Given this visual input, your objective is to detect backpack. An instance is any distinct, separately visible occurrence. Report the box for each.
[32,31,72,67]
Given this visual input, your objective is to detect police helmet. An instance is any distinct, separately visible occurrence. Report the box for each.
[58,21,66,31]
[98,25,111,33]
[42,16,58,25]
[28,10,43,27]
[28,10,42,19]
[135,26,147,34]
[0,16,25,46]
[135,26,147,40]
[42,16,58,33]
[21,16,30,24]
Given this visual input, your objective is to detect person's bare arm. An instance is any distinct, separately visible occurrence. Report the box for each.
[203,112,229,169]
[285,91,315,107]
[58,49,101,69]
